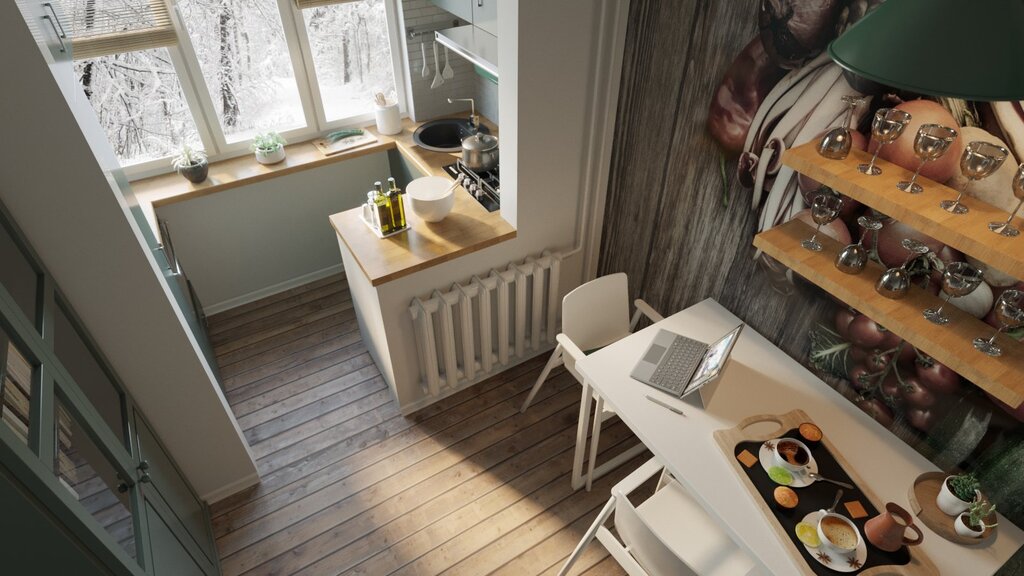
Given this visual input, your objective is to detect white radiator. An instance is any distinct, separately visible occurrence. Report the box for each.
[409,251,562,397]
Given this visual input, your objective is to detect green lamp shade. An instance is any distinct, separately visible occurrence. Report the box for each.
[829,0,1024,101]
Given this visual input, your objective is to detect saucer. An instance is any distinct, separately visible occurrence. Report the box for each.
[800,510,868,572]
[759,438,819,488]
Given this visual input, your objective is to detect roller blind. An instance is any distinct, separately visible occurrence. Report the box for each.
[293,0,361,10]
[60,0,177,60]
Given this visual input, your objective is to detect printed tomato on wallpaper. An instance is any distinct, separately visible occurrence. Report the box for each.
[707,0,1024,525]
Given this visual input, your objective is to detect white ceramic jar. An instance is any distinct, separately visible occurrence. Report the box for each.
[255,145,286,165]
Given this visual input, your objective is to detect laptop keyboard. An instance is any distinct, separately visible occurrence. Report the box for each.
[649,338,705,395]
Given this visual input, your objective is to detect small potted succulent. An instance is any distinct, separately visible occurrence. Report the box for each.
[171,145,209,183]
[954,499,997,538]
[936,472,980,516]
[252,131,287,165]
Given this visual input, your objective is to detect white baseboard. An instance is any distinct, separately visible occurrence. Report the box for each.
[201,471,260,504]
[204,264,344,315]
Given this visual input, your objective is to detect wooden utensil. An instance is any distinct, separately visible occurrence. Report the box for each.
[907,471,997,545]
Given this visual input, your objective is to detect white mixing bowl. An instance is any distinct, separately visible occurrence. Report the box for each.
[407,176,456,222]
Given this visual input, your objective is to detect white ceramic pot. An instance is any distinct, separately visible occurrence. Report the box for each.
[374,103,402,136]
[255,145,286,165]
[935,476,973,516]
[407,176,455,222]
[954,514,985,538]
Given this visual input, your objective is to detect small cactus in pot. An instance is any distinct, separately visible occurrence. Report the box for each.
[171,145,209,183]
[955,499,997,538]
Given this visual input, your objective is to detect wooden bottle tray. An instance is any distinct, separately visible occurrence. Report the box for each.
[714,410,937,575]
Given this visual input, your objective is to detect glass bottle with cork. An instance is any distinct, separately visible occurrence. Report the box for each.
[372,182,393,234]
[386,177,407,230]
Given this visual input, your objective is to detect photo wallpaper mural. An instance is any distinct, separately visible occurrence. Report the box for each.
[598,1,1023,571]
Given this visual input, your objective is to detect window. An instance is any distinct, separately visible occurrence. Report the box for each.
[303,0,397,122]
[178,0,307,142]
[65,0,405,171]
[76,48,202,165]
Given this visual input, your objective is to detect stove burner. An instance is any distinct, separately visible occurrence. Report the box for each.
[443,160,500,212]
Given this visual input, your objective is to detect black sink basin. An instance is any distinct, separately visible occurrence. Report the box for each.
[413,118,491,153]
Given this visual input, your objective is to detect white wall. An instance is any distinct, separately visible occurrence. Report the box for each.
[0,2,257,501]
[156,152,390,312]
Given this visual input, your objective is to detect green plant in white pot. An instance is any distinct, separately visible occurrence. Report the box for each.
[252,132,287,165]
[936,472,980,516]
[171,145,209,183]
[955,499,997,538]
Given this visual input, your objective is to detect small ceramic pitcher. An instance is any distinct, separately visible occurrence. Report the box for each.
[865,503,924,552]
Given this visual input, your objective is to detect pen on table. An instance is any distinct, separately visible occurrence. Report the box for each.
[646,395,685,416]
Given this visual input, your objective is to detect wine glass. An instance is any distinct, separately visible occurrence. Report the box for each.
[897,124,958,194]
[941,141,1009,214]
[858,108,912,176]
[818,96,867,160]
[801,194,844,251]
[988,162,1024,236]
[835,215,883,274]
[876,238,930,299]
[974,289,1024,357]
[923,262,984,324]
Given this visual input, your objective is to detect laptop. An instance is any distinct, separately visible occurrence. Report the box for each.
[630,324,744,398]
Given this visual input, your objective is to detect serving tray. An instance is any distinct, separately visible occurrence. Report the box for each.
[908,471,997,545]
[714,410,937,575]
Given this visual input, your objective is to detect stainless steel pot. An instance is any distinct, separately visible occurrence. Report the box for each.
[461,131,498,172]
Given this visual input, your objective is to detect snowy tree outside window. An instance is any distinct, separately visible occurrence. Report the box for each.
[303,0,397,122]
[178,0,306,142]
[76,48,202,165]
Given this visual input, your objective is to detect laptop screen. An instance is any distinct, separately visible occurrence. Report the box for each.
[683,324,743,394]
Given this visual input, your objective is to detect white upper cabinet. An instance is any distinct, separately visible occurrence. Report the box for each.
[431,0,474,24]
[472,0,498,36]
[430,0,497,37]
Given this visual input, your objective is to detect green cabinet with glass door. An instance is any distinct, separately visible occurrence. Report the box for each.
[0,203,221,576]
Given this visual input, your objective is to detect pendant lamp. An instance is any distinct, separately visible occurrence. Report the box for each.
[829,0,1024,101]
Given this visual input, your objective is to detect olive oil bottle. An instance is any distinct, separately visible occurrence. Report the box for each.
[387,177,407,230]
[372,182,393,234]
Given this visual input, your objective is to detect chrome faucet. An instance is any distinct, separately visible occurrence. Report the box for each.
[447,97,479,130]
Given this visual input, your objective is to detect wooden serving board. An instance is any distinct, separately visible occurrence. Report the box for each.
[313,131,378,156]
[714,410,938,575]
[908,471,997,545]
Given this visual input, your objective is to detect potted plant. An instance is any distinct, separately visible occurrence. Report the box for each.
[954,499,997,538]
[936,472,980,516]
[171,145,209,183]
[251,132,287,165]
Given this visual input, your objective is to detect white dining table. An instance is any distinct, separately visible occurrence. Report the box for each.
[574,298,1023,575]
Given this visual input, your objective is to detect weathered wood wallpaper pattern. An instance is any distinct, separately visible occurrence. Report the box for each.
[599,0,830,359]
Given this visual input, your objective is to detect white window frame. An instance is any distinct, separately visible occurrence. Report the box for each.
[119,0,409,181]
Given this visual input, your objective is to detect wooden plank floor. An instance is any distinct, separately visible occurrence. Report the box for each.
[207,274,641,576]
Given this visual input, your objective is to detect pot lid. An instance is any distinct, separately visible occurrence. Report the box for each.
[462,132,498,152]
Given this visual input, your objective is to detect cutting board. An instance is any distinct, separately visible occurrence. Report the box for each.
[714,409,938,575]
[313,131,378,156]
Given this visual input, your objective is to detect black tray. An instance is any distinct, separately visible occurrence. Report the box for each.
[734,428,911,574]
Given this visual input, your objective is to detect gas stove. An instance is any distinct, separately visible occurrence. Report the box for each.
[443,160,500,212]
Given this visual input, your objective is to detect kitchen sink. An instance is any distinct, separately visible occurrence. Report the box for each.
[413,118,491,153]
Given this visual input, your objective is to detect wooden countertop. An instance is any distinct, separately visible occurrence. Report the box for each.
[329,117,515,285]
[131,115,515,286]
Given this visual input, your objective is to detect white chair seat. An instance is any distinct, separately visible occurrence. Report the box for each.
[635,479,760,576]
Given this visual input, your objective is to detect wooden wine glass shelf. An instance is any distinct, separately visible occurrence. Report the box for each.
[782,142,1024,279]
[754,219,1024,408]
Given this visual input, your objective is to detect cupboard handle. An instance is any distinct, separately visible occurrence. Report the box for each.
[42,16,66,53]
[137,459,150,471]
[139,472,152,483]
[477,0,483,6]
[43,3,66,38]
[117,482,129,493]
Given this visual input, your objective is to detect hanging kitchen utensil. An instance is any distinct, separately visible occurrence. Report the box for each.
[431,41,444,89]
[442,46,455,81]
[420,42,430,78]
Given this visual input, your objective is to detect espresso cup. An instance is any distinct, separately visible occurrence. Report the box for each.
[773,438,811,473]
[817,511,862,556]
